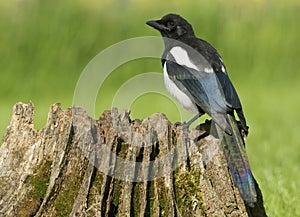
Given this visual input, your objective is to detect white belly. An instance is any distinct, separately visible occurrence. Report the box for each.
[163,62,198,114]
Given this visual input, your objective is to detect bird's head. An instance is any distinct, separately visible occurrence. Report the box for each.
[146,14,195,39]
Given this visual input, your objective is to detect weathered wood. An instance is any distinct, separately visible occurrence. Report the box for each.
[0,102,267,217]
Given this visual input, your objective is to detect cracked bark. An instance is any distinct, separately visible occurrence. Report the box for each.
[0,102,267,217]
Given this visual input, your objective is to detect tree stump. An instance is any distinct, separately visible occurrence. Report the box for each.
[0,102,267,217]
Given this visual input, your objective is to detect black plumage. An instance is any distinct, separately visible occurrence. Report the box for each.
[147,14,247,134]
[146,13,257,206]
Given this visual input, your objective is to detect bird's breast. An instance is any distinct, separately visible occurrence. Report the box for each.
[163,62,198,114]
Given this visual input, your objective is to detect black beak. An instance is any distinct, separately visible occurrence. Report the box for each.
[146,20,169,31]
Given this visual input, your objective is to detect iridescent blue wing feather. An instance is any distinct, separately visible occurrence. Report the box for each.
[165,59,257,206]
[166,60,232,134]
[216,114,257,206]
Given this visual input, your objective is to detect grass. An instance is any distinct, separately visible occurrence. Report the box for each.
[1,0,299,216]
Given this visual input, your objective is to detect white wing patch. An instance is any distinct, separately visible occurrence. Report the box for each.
[169,46,200,71]
[170,46,214,73]
[219,57,224,63]
[221,65,226,73]
[218,57,227,73]
[204,67,214,73]
[163,62,198,114]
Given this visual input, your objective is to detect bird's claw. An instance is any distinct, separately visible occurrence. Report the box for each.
[173,122,190,144]
[173,121,182,127]
[174,121,188,128]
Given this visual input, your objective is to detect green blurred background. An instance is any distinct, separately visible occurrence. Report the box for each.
[1,0,299,215]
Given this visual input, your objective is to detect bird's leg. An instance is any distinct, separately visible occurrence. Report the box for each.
[181,113,202,141]
[185,113,203,128]
[179,113,203,164]
[174,113,203,128]
[174,113,203,148]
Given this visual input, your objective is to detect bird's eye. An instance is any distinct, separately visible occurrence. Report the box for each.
[167,21,175,28]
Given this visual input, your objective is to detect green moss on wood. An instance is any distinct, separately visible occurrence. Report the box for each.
[19,160,52,217]
[31,160,52,199]
[111,179,122,209]
[131,183,141,217]
[54,162,84,217]
[174,166,204,215]
[157,178,168,216]
[86,172,104,216]
[145,180,155,217]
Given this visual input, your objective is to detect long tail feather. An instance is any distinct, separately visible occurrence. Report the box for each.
[215,114,257,207]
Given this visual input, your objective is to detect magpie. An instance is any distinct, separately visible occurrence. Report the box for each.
[147,13,257,206]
